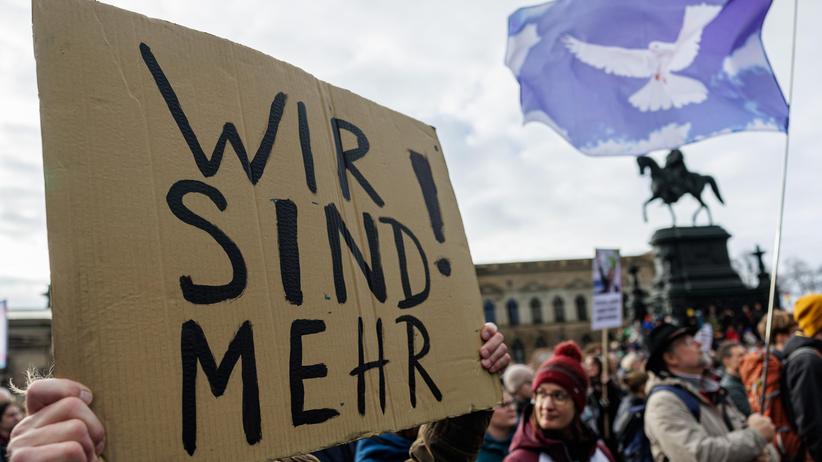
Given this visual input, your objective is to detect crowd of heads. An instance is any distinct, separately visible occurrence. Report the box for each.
[1,295,821,462]
[476,293,822,462]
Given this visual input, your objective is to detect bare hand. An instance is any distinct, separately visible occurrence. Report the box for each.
[479,323,510,374]
[747,413,775,443]
[8,378,106,462]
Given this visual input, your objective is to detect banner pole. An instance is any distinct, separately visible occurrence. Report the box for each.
[602,328,610,439]
[760,0,800,411]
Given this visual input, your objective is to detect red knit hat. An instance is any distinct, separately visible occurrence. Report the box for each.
[532,340,589,411]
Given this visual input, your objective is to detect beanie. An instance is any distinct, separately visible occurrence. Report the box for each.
[794,294,822,338]
[502,364,534,394]
[532,340,588,411]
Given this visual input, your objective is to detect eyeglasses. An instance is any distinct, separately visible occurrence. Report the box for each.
[534,389,571,404]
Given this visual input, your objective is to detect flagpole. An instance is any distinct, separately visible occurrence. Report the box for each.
[760,0,800,411]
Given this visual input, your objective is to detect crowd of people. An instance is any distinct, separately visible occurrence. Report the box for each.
[1,295,822,462]
[472,295,822,462]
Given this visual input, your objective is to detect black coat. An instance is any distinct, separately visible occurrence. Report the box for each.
[783,335,822,462]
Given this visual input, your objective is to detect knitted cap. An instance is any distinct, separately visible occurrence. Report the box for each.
[532,340,588,411]
[794,294,822,337]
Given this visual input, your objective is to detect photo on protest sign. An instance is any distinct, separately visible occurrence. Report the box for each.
[32,0,500,460]
[592,248,622,330]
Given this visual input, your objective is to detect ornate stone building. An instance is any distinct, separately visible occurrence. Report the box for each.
[0,254,656,383]
[476,253,656,364]
[2,309,53,387]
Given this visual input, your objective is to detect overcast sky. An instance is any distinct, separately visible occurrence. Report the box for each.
[1,0,819,308]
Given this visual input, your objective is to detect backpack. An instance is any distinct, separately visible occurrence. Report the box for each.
[615,400,653,462]
[648,385,701,421]
[626,386,700,462]
[739,348,816,461]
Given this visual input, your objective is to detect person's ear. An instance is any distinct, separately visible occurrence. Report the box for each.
[662,349,677,368]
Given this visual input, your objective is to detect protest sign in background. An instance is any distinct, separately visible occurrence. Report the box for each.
[592,248,623,330]
[33,0,499,459]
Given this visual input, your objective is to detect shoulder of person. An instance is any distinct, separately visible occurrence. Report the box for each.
[646,387,688,410]
[648,377,704,403]
[785,343,822,369]
[646,385,705,424]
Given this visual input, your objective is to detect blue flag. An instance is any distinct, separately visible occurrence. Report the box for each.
[505,0,788,156]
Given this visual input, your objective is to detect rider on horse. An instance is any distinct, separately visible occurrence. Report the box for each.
[637,148,724,226]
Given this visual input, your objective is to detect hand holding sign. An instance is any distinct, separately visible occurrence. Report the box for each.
[8,327,509,462]
[7,378,106,462]
[480,322,510,373]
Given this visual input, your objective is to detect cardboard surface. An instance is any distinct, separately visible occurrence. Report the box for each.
[33,0,499,459]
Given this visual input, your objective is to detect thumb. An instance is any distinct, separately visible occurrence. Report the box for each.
[25,378,93,415]
[481,322,498,341]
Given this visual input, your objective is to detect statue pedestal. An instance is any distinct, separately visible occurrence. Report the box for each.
[650,225,769,320]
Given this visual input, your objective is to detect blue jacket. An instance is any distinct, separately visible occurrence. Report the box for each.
[355,433,413,462]
[477,431,513,462]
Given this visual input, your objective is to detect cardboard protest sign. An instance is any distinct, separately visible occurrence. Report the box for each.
[33,0,499,459]
[592,248,623,330]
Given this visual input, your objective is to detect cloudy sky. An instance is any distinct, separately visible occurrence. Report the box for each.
[1,0,819,308]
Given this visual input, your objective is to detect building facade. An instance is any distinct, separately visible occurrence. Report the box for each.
[2,309,53,388]
[0,254,657,384]
[476,253,655,365]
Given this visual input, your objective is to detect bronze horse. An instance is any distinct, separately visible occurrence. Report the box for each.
[637,149,724,226]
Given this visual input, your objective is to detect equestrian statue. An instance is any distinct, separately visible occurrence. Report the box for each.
[637,148,724,226]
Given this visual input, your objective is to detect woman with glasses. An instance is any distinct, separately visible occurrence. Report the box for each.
[506,341,615,462]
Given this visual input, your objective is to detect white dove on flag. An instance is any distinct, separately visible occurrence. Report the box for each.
[563,4,722,112]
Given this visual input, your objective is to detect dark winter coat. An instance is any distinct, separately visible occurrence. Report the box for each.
[783,335,822,462]
[719,373,751,417]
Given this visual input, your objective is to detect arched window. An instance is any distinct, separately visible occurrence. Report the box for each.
[553,296,566,323]
[483,300,496,323]
[507,299,520,326]
[512,339,526,364]
[576,295,588,322]
[535,336,548,349]
[530,297,543,324]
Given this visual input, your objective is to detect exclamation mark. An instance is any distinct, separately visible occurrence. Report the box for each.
[410,149,451,277]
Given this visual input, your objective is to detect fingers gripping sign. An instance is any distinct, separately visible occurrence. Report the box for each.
[480,323,511,374]
[8,379,105,462]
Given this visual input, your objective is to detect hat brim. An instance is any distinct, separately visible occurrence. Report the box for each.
[646,326,697,375]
